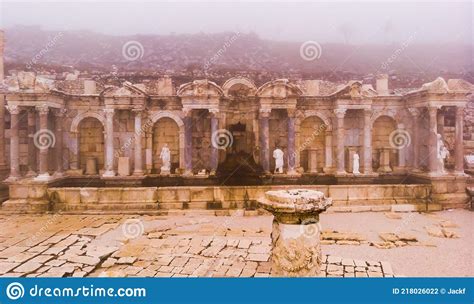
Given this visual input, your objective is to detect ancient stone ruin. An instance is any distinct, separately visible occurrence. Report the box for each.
[259,189,332,276]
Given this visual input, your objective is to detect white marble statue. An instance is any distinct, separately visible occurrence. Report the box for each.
[159,144,171,174]
[273,148,284,174]
[437,134,449,174]
[353,152,360,174]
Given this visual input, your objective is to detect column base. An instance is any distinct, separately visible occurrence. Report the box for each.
[34,173,52,182]
[102,170,116,177]
[26,170,37,177]
[4,175,20,183]
[53,171,65,178]
[133,170,144,176]
[454,171,468,177]
[183,170,193,177]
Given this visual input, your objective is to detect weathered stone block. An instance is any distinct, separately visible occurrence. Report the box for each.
[118,157,131,176]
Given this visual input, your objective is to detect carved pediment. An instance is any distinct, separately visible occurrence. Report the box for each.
[447,79,473,93]
[177,79,223,98]
[101,82,146,97]
[256,79,302,98]
[421,77,449,94]
[222,77,257,97]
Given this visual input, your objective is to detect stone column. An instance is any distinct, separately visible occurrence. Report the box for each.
[0,97,6,169]
[5,105,20,181]
[26,109,37,176]
[209,109,219,175]
[408,108,421,171]
[69,132,79,171]
[103,108,115,177]
[334,108,347,175]
[0,31,5,170]
[132,109,143,176]
[287,109,297,175]
[323,131,332,173]
[428,106,439,174]
[258,189,332,277]
[35,105,52,181]
[396,123,407,169]
[259,109,271,174]
[454,106,465,174]
[145,131,153,174]
[183,109,193,176]
[363,109,372,174]
[53,109,65,177]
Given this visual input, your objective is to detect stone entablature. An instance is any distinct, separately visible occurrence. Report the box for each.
[0,72,472,182]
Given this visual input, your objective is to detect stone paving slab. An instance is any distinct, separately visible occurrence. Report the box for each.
[0,214,397,278]
[2,211,471,277]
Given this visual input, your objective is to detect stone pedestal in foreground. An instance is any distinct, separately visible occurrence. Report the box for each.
[259,189,332,277]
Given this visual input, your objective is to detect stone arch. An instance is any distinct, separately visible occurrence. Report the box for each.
[148,111,184,170]
[70,111,106,133]
[149,111,184,127]
[300,110,332,131]
[222,77,257,97]
[370,109,398,127]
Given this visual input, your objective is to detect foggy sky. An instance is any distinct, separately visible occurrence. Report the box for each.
[1,1,472,44]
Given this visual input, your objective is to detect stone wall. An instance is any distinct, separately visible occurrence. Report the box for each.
[40,184,433,213]
[465,98,474,155]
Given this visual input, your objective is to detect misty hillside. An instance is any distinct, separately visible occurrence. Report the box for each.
[3,26,473,87]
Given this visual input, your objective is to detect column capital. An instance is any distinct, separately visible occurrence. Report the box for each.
[334,108,347,118]
[287,108,297,118]
[131,108,143,117]
[259,108,271,118]
[456,106,466,114]
[363,108,372,116]
[182,108,193,117]
[427,105,441,115]
[35,104,49,115]
[408,107,421,117]
[6,104,20,115]
[103,108,115,117]
[54,108,67,117]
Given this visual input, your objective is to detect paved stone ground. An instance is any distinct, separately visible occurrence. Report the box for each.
[0,210,471,277]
